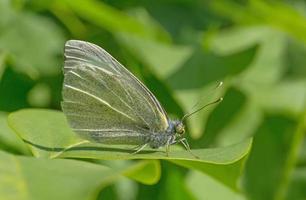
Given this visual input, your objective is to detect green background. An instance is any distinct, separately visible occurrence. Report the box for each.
[0,0,305,200]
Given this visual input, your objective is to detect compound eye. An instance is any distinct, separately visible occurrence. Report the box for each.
[176,123,185,135]
[180,127,185,135]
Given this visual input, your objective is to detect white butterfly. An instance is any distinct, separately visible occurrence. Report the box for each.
[62,40,210,157]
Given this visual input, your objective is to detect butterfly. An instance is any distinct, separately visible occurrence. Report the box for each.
[62,40,221,157]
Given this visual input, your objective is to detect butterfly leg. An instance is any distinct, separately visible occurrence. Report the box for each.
[165,137,173,157]
[50,140,90,159]
[165,144,169,157]
[129,144,143,151]
[179,138,199,159]
[131,143,148,155]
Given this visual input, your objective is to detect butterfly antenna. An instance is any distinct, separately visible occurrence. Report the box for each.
[189,81,223,111]
[181,97,223,122]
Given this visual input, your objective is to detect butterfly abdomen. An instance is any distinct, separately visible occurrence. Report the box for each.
[148,133,175,149]
[75,129,148,145]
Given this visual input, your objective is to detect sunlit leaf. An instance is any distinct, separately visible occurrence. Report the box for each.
[0,52,6,80]
[154,162,196,200]
[212,26,287,85]
[174,82,225,139]
[8,109,252,190]
[167,45,257,90]
[215,100,262,146]
[239,80,306,117]
[27,83,52,108]
[0,1,64,78]
[285,38,306,79]
[192,87,247,147]
[61,0,170,42]
[186,171,246,200]
[210,26,271,55]
[244,113,306,200]
[0,150,160,200]
[117,33,193,79]
[0,112,29,154]
[118,160,161,185]
[286,167,306,200]
[211,0,306,44]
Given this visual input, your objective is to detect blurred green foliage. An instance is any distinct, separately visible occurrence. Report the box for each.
[0,0,305,200]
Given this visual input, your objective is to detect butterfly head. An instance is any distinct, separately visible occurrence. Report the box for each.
[174,120,185,136]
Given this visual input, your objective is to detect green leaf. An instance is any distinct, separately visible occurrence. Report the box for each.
[8,109,252,190]
[239,80,306,117]
[0,150,159,200]
[212,26,287,85]
[0,52,6,80]
[61,0,170,42]
[27,83,52,108]
[173,82,225,139]
[297,138,306,167]
[0,1,64,78]
[116,33,193,79]
[193,87,247,147]
[238,30,287,85]
[121,160,161,185]
[113,177,138,200]
[285,38,306,79]
[8,109,82,158]
[0,112,29,154]
[244,112,306,200]
[215,100,262,146]
[96,159,161,186]
[210,26,271,55]
[0,67,34,112]
[186,171,246,200]
[167,45,257,90]
[161,45,256,139]
[151,162,196,200]
[286,167,306,200]
[211,0,306,45]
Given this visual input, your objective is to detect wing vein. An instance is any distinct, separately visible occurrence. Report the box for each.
[72,128,135,132]
[64,84,135,122]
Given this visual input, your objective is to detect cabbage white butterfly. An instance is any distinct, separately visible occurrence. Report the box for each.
[62,40,221,157]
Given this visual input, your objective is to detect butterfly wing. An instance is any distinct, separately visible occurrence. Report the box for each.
[62,40,169,143]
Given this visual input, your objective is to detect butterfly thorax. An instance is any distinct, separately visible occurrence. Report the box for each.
[147,120,185,149]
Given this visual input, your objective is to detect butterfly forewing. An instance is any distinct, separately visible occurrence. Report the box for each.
[62,40,169,142]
